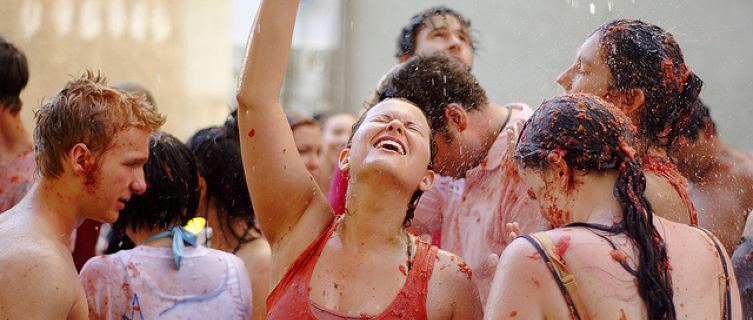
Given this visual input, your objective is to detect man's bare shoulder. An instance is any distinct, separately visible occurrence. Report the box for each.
[0,242,83,319]
[0,212,84,319]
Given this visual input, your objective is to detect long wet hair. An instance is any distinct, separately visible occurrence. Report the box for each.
[595,19,702,152]
[346,99,437,228]
[187,111,258,249]
[515,94,675,320]
[115,132,201,233]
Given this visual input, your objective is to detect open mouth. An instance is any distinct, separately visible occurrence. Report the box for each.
[374,137,406,155]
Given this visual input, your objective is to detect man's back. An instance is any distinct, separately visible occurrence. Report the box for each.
[0,205,88,319]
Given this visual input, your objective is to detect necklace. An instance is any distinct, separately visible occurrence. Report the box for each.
[405,231,414,273]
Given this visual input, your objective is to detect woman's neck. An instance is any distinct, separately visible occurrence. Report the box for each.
[0,111,32,162]
[126,227,171,247]
[341,181,411,246]
[569,171,624,226]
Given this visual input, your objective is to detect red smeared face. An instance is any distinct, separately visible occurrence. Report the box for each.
[85,127,150,223]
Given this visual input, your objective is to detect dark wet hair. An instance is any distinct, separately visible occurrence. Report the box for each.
[515,93,675,320]
[373,52,487,141]
[595,19,703,152]
[187,110,258,246]
[346,99,437,228]
[396,6,475,58]
[115,132,201,233]
[680,98,715,141]
[0,35,28,114]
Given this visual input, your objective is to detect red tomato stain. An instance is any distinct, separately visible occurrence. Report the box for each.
[555,235,571,257]
[283,149,287,153]
[399,265,407,276]
[248,129,255,137]
[526,252,541,260]
[457,262,473,279]
[84,165,101,195]
[610,249,628,261]
[642,154,697,225]
[619,308,627,320]
[531,278,540,288]
[509,311,518,317]
[10,176,19,182]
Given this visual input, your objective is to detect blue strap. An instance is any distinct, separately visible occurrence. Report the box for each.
[141,226,197,270]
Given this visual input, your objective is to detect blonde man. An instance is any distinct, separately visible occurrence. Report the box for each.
[0,71,165,319]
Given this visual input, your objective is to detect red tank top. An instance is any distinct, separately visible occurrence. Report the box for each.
[266,216,438,319]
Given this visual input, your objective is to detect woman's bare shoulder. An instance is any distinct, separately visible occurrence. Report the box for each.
[236,237,272,272]
[430,248,483,320]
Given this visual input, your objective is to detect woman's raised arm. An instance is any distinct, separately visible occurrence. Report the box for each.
[235,0,332,246]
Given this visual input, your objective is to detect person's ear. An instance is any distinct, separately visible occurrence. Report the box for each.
[702,119,715,139]
[444,103,469,132]
[69,143,94,176]
[196,176,209,217]
[546,151,570,188]
[608,88,645,122]
[418,169,435,192]
[338,148,350,172]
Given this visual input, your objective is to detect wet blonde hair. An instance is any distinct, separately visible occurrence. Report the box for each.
[34,71,166,179]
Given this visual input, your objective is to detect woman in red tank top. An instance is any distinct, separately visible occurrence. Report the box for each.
[234,0,483,319]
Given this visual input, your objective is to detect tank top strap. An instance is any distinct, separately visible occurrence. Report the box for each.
[266,216,341,313]
[689,225,732,320]
[375,238,437,320]
[409,239,438,292]
[521,233,592,320]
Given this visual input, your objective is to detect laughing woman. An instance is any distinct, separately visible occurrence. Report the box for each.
[234,0,482,319]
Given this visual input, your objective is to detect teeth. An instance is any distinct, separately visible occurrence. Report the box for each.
[375,140,405,155]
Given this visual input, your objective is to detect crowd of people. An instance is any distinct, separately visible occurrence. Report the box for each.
[0,1,751,319]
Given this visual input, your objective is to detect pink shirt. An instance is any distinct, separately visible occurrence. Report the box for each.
[80,245,253,320]
[410,104,540,304]
[0,150,35,213]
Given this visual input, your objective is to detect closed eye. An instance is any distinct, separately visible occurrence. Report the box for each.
[430,29,449,39]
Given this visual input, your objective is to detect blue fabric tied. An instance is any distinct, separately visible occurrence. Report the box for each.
[141,226,197,270]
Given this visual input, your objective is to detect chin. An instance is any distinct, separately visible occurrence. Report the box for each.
[103,211,120,224]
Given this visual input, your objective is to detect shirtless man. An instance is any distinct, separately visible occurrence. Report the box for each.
[0,72,164,319]
[0,35,35,213]
[674,99,753,254]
